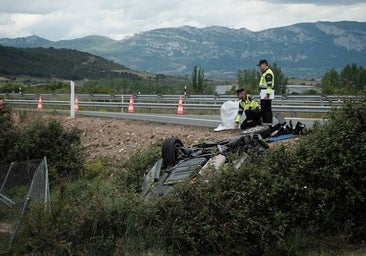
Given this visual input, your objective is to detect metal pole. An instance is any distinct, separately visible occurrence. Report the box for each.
[43,156,50,211]
[0,162,15,194]
[121,95,124,112]
[70,81,75,117]
[9,197,31,248]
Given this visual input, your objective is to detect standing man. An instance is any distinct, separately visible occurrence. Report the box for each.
[234,88,261,130]
[257,59,274,125]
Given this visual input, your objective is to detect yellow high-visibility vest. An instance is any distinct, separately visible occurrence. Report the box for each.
[235,96,259,123]
[259,68,274,95]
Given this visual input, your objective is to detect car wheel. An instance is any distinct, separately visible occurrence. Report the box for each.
[241,125,271,139]
[162,138,184,168]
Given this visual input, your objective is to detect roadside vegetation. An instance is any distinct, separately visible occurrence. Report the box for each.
[0,92,365,255]
[0,106,85,181]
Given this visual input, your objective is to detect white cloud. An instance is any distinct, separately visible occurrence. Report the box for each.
[269,0,364,5]
[0,0,365,41]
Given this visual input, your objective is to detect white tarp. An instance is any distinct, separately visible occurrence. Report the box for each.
[214,101,243,131]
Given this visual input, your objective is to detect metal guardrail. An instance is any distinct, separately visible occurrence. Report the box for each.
[2,98,334,115]
[1,93,355,117]
[0,93,355,106]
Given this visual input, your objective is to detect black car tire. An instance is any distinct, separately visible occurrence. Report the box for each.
[241,125,271,139]
[162,138,184,168]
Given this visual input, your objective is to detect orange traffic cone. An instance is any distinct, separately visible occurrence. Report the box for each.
[128,95,134,113]
[74,96,79,112]
[37,95,42,111]
[177,96,184,115]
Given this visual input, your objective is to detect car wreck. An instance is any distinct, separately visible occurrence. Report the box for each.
[141,134,269,198]
[141,113,307,198]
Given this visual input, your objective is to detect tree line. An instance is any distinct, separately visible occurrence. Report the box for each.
[236,62,366,95]
[321,63,366,94]
[236,62,288,95]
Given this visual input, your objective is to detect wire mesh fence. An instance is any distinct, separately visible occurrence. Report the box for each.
[0,157,50,248]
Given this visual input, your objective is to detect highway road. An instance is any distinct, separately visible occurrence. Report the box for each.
[78,111,325,130]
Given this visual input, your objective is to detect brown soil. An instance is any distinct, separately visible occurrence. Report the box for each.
[13,112,297,163]
[15,112,240,162]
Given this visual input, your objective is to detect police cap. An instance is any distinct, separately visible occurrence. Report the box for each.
[257,59,268,66]
[236,88,245,94]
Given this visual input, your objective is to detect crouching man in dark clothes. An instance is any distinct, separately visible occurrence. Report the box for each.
[234,88,262,130]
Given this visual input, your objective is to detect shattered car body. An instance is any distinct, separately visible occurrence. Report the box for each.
[142,134,269,197]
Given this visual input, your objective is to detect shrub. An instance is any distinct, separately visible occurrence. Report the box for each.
[83,159,109,180]
[294,95,366,240]
[0,105,18,163]
[152,152,302,255]
[9,117,86,181]
[119,142,161,192]
[8,177,163,255]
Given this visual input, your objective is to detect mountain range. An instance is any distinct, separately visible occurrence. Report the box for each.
[1,21,365,79]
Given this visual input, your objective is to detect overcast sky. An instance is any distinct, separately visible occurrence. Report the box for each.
[0,0,365,41]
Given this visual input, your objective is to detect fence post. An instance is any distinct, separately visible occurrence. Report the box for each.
[70,81,75,117]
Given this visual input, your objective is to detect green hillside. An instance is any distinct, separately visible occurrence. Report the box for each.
[0,45,136,80]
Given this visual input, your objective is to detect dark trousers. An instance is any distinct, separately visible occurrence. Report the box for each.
[260,99,273,124]
[240,108,262,129]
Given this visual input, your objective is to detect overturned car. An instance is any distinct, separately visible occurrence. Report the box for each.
[142,134,269,198]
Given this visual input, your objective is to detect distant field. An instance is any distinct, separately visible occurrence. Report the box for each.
[288,78,321,86]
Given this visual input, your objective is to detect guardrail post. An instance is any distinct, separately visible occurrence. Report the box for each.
[320,95,326,106]
[281,95,287,105]
[121,95,124,112]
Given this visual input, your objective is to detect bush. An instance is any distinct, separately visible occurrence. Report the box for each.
[83,159,110,180]
[1,135,164,255]
[152,153,300,255]
[1,114,86,181]
[294,95,366,240]
[7,177,163,255]
[150,95,366,254]
[0,105,18,164]
[119,142,161,193]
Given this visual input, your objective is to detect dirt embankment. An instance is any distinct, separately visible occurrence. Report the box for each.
[14,112,297,163]
[15,113,240,162]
